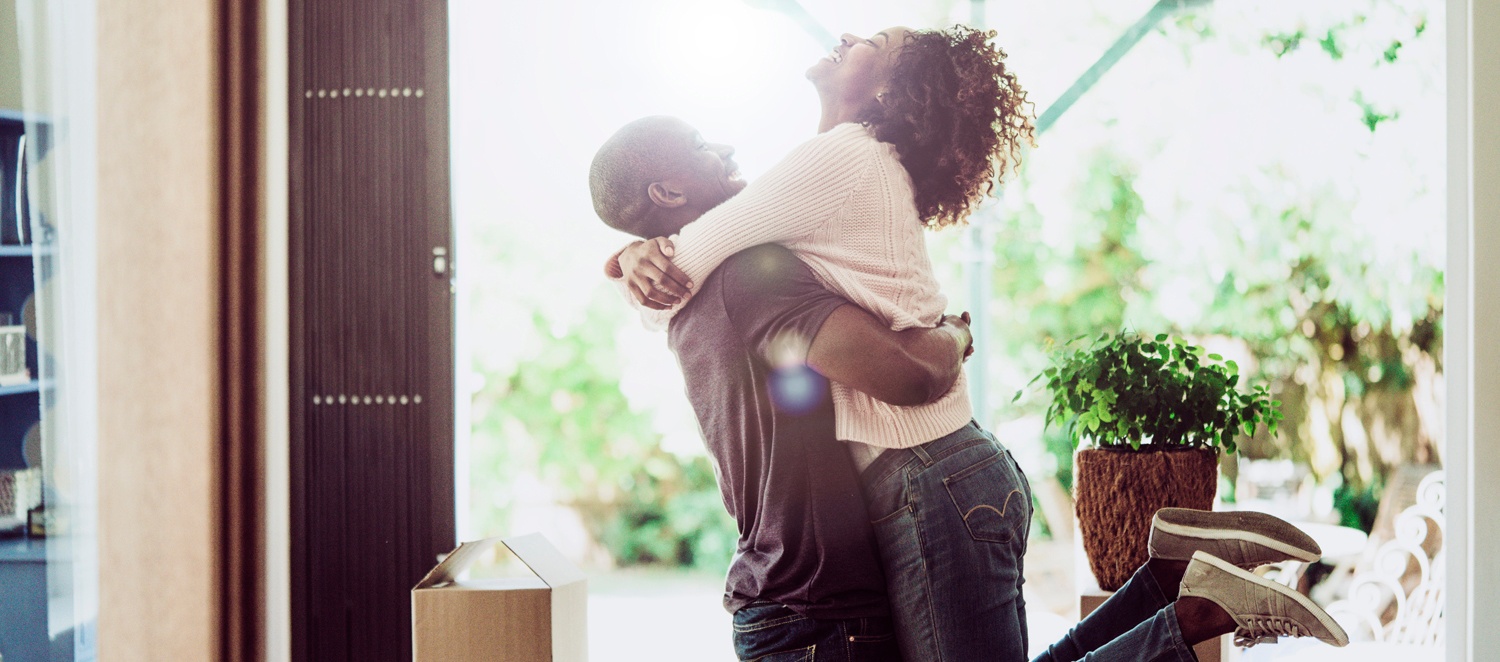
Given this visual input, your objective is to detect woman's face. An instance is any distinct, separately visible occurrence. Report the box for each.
[806,26,912,110]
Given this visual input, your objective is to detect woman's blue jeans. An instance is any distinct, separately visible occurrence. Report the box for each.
[859,422,1199,662]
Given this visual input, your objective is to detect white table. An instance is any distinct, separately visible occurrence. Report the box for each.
[1290,522,1369,564]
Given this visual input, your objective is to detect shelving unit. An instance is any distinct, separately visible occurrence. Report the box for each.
[0,106,52,661]
[0,110,43,470]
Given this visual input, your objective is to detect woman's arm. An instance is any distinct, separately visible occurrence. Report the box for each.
[611,124,877,308]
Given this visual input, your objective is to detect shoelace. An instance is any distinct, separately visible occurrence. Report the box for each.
[1234,616,1309,647]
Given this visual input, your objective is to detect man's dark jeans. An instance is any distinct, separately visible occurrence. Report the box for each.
[732,603,901,662]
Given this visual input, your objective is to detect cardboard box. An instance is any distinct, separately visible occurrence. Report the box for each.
[412,533,587,661]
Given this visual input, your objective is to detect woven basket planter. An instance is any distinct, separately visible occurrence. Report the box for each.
[1075,447,1218,591]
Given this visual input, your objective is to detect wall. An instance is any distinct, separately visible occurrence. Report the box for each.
[0,0,20,110]
[96,0,219,658]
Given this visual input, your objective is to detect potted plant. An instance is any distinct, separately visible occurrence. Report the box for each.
[1020,331,1282,590]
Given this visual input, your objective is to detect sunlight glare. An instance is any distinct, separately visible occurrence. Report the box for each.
[645,0,800,110]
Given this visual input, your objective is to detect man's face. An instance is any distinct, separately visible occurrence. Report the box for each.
[657,119,747,215]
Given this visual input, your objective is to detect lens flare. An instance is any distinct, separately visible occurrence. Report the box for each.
[769,364,826,415]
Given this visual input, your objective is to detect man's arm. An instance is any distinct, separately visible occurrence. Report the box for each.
[805,305,972,407]
[723,244,970,407]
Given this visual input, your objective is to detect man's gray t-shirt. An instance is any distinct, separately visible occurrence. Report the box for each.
[667,244,888,620]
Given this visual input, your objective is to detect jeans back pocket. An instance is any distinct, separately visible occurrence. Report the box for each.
[942,449,1029,544]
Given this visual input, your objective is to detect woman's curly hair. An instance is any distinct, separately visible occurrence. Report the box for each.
[863,26,1035,229]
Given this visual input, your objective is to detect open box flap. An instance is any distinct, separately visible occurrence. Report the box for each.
[412,533,585,590]
[503,533,586,589]
[413,536,504,589]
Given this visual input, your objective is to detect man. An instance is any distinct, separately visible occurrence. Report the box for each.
[589,116,1348,661]
[591,115,970,659]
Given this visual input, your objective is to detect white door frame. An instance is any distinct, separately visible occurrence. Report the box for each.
[1446,0,1500,659]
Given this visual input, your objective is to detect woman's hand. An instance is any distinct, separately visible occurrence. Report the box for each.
[616,237,693,310]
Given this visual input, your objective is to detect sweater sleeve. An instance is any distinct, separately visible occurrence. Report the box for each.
[669,124,876,291]
[603,124,877,325]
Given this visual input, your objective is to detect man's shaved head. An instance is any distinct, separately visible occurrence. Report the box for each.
[590,116,682,237]
[589,116,744,238]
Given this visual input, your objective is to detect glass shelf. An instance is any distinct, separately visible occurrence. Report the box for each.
[0,381,40,396]
[0,108,48,124]
[0,245,50,257]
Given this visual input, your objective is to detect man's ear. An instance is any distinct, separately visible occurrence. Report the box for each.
[647,180,688,208]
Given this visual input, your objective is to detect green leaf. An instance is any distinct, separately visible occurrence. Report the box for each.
[1156,334,1168,342]
[1208,353,1223,361]
[1012,389,1024,403]
[1319,28,1343,60]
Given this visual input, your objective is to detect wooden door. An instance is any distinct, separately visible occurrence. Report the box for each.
[288,1,454,659]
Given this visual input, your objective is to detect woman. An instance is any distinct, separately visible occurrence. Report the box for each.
[611,25,1026,468]
[609,25,1344,661]
[608,26,1033,657]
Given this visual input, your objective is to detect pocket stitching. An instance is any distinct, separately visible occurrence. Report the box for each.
[743,645,816,662]
[869,502,912,527]
[943,448,1003,483]
[927,436,992,465]
[943,451,1026,544]
[733,611,810,633]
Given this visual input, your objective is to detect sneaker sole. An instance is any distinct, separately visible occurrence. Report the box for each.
[1154,509,1321,564]
[1188,550,1350,647]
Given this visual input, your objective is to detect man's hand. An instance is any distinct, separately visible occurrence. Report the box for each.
[615,237,693,310]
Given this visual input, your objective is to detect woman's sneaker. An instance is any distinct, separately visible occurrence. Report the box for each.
[1179,551,1350,647]
[1149,508,1321,568]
